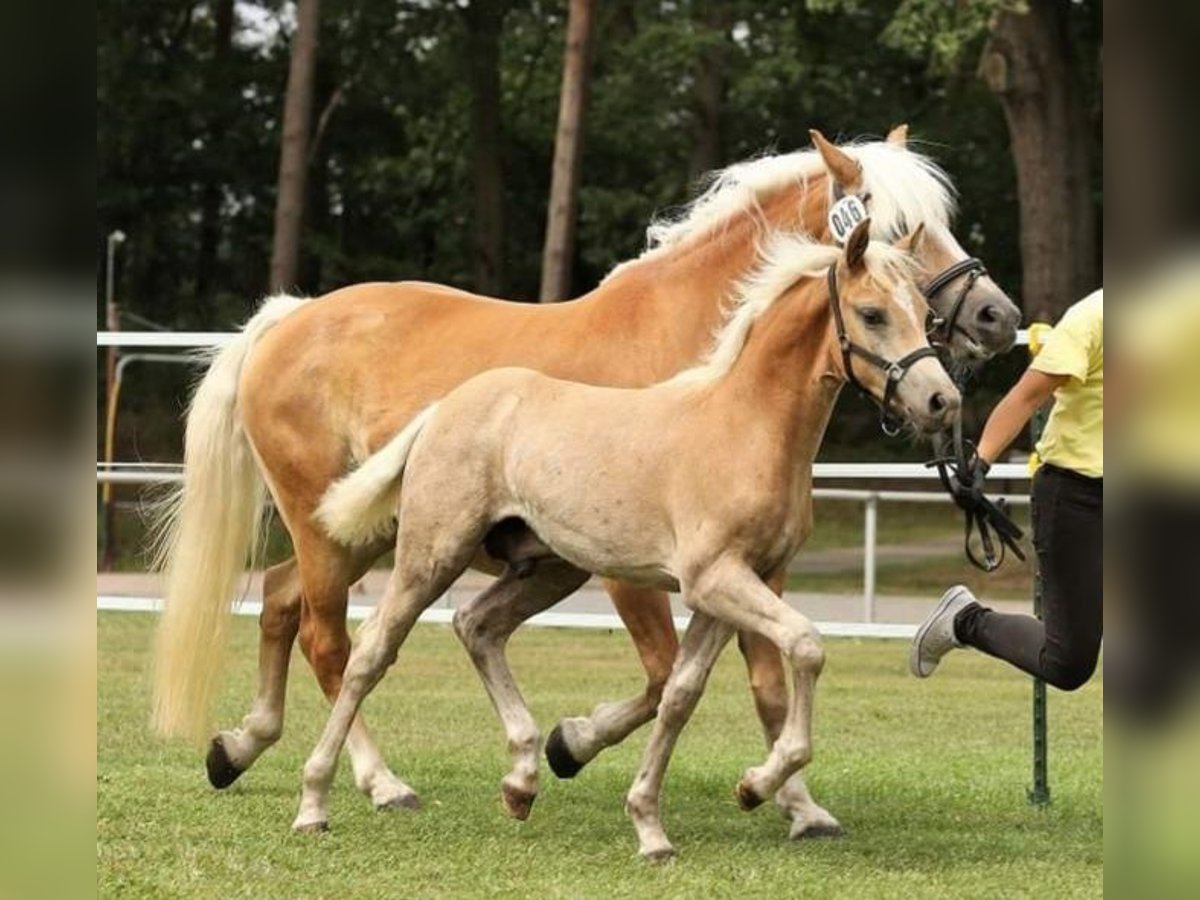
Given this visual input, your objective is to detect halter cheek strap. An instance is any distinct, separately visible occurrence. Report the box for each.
[922,257,987,347]
[826,264,940,436]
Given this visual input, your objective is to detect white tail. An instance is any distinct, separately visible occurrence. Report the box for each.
[316,404,439,547]
[151,293,309,743]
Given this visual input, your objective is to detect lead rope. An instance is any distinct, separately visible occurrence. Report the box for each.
[927,416,1027,572]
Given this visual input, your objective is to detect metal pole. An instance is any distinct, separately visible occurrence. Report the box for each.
[102,230,126,571]
[1028,405,1050,806]
[863,494,878,623]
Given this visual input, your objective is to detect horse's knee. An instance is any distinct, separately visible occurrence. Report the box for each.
[452,604,500,657]
[785,632,825,676]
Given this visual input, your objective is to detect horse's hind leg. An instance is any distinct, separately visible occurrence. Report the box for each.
[293,551,451,833]
[453,560,589,819]
[206,557,302,788]
[545,580,678,778]
[293,527,421,811]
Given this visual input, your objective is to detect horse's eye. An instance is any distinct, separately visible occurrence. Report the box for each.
[859,307,887,328]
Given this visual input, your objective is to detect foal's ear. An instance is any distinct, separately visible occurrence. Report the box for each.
[845,218,871,271]
[810,129,864,191]
[886,123,909,147]
[893,222,926,254]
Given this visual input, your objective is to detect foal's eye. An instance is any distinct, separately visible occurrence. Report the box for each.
[859,307,887,328]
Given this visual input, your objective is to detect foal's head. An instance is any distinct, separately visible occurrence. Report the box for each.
[829,218,961,435]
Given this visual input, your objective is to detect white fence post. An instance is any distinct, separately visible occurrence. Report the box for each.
[863,493,878,622]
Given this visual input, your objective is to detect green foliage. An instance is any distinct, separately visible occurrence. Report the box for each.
[97,0,1099,460]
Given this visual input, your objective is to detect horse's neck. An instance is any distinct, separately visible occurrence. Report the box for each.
[718,286,843,468]
[574,180,824,380]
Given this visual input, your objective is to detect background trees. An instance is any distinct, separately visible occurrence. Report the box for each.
[97,0,1101,456]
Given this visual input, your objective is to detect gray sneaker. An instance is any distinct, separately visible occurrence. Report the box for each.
[909,585,977,678]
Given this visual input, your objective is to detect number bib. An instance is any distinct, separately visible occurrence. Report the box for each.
[828,195,868,245]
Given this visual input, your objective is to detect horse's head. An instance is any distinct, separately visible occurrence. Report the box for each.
[830,218,960,435]
[811,127,1021,367]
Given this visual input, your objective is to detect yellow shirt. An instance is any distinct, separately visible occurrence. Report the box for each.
[1030,290,1103,478]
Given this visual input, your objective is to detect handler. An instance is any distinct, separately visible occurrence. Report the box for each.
[910,289,1103,691]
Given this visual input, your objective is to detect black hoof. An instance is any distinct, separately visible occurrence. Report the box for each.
[642,846,676,864]
[793,822,846,840]
[735,780,766,811]
[205,736,245,790]
[545,724,585,779]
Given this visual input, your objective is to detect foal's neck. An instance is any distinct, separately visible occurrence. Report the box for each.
[719,284,843,466]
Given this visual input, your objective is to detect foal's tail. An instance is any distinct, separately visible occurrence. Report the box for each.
[315,404,440,548]
[151,293,308,744]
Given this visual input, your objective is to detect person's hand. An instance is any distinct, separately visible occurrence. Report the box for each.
[949,451,990,509]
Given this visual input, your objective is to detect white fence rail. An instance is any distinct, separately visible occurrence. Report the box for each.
[97,330,1033,625]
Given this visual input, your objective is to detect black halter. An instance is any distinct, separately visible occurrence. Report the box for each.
[826,264,941,436]
[922,257,988,348]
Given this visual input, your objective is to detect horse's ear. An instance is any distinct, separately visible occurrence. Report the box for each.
[810,129,864,191]
[886,123,909,147]
[845,218,871,271]
[893,222,925,254]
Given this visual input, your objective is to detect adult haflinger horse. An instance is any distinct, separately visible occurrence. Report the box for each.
[151,128,1019,838]
[292,221,958,859]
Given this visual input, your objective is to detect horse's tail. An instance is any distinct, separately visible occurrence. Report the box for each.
[151,293,309,744]
[315,404,440,547]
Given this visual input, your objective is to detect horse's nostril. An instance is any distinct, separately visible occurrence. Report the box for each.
[978,304,999,325]
[929,392,946,414]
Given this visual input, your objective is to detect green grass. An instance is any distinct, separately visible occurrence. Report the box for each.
[98,613,1101,899]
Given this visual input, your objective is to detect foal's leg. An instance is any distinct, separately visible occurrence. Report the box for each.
[625,611,734,861]
[545,580,678,778]
[206,557,302,787]
[293,527,420,811]
[452,560,589,819]
[689,561,826,811]
[293,562,443,833]
[737,570,843,838]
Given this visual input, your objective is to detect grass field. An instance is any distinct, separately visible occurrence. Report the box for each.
[98,613,1102,899]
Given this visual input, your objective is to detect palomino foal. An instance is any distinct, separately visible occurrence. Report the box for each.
[293,221,959,859]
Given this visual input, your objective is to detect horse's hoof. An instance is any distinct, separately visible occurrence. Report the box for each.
[205,736,245,790]
[545,724,585,779]
[735,780,766,811]
[501,783,537,821]
[375,792,422,813]
[641,845,676,864]
[791,821,846,840]
[292,819,329,835]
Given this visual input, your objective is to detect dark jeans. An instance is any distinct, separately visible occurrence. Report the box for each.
[954,464,1103,691]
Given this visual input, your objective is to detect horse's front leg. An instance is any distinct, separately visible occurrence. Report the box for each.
[453,560,589,819]
[546,579,677,778]
[625,610,734,861]
[738,569,843,838]
[690,560,826,810]
[737,630,843,838]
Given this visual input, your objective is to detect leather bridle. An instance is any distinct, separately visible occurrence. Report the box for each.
[826,263,940,437]
[922,257,989,349]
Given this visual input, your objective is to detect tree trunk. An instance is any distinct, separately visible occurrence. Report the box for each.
[539,0,595,302]
[269,0,320,293]
[464,1,507,296]
[980,0,1096,323]
[690,0,728,179]
[195,0,235,309]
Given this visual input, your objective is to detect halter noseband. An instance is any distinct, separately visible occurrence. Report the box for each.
[921,257,988,347]
[826,264,940,436]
